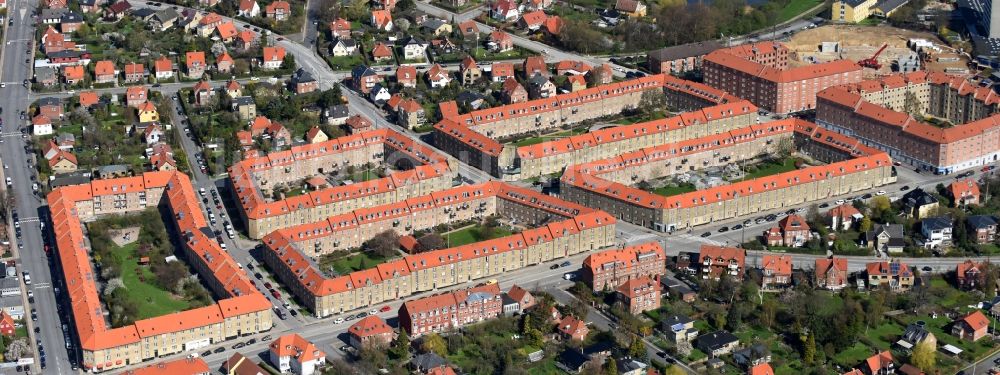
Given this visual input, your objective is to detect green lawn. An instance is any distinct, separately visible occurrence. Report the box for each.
[321,252,389,275]
[351,169,381,182]
[737,157,803,181]
[512,128,589,147]
[446,225,514,247]
[283,188,307,198]
[614,112,667,125]
[777,0,824,22]
[326,54,366,70]
[651,183,697,197]
[866,322,905,349]
[111,243,192,320]
[833,342,875,368]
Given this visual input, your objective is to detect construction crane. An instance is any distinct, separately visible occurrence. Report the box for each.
[858,43,889,70]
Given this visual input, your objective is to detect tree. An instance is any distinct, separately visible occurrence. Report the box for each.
[802,332,816,365]
[860,217,874,233]
[366,230,400,258]
[912,340,936,371]
[4,338,27,361]
[604,357,618,375]
[396,0,415,10]
[903,91,922,118]
[420,333,447,357]
[391,328,411,360]
[281,54,296,70]
[395,18,411,31]
[664,365,686,375]
[628,337,646,360]
[637,90,666,115]
[416,233,447,252]
[340,0,368,22]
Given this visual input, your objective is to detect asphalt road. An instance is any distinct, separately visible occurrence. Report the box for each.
[0,0,77,372]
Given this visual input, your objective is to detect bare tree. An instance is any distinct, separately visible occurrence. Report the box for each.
[366,230,400,258]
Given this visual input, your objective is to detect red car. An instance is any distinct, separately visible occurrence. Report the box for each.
[380,305,391,312]
[270,289,281,299]
[263,282,272,289]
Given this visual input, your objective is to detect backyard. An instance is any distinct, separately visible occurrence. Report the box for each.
[734,157,804,182]
[444,224,514,247]
[511,128,590,147]
[318,251,389,276]
[650,182,697,197]
[88,209,213,327]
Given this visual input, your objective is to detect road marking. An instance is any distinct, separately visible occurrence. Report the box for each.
[17,217,38,223]
[32,283,50,289]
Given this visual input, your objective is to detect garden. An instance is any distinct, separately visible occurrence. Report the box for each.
[88,209,213,327]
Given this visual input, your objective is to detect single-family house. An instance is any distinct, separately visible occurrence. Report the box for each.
[950,179,981,206]
[920,217,953,250]
[694,331,739,357]
[372,43,393,62]
[557,315,588,341]
[615,0,647,17]
[952,311,990,342]
[396,65,417,88]
[238,0,260,17]
[490,62,515,82]
[865,224,906,254]
[759,254,792,289]
[330,18,351,38]
[94,60,117,84]
[967,215,998,244]
[262,46,286,69]
[866,260,914,291]
[490,0,519,20]
[501,77,527,104]
[265,1,290,21]
[185,51,207,78]
[828,204,863,231]
[330,38,357,57]
[403,37,428,61]
[371,9,393,31]
[154,56,173,80]
[459,56,482,85]
[814,257,849,290]
[123,62,145,83]
[527,74,556,99]
[425,64,451,88]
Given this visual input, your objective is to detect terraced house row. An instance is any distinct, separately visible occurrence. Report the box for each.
[434,77,759,180]
[561,120,897,231]
[229,128,457,238]
[816,71,1000,174]
[260,182,616,318]
[49,171,272,373]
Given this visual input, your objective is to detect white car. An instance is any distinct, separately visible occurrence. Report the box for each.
[334,317,345,324]
[835,199,845,205]
[876,190,886,196]
[369,309,377,315]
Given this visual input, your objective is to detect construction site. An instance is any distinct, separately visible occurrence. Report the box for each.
[785,24,970,76]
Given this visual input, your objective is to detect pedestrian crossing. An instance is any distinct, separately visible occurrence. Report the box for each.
[17,217,39,223]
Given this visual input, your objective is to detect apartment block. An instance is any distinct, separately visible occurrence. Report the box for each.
[229,128,456,238]
[261,182,616,318]
[582,242,665,292]
[560,119,896,231]
[48,171,272,373]
[398,283,503,337]
[702,42,862,114]
[432,74,752,180]
[816,71,1000,174]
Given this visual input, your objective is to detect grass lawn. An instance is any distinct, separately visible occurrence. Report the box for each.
[351,169,381,182]
[866,322,905,349]
[446,225,514,247]
[283,188,307,198]
[527,356,567,375]
[777,0,824,22]
[651,183,697,197]
[685,348,708,362]
[327,54,366,70]
[110,242,192,320]
[512,128,589,147]
[614,112,667,125]
[321,252,389,275]
[833,342,875,368]
[736,157,802,181]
